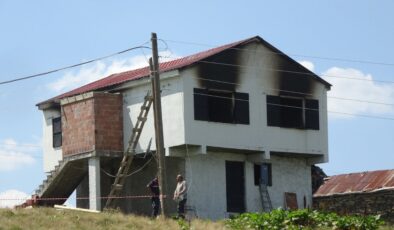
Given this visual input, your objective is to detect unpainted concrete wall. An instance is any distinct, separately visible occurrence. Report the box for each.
[77,156,185,216]
[185,152,312,220]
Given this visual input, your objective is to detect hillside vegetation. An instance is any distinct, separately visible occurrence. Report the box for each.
[0,208,224,230]
[0,208,391,230]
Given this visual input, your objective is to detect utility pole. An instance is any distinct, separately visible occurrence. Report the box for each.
[150,32,168,216]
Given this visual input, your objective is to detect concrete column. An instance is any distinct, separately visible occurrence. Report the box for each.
[89,156,101,211]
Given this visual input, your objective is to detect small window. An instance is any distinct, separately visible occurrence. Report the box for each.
[254,163,272,186]
[194,88,249,124]
[266,95,319,130]
[52,117,62,148]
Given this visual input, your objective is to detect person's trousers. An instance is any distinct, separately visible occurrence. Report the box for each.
[177,199,187,217]
[151,197,160,217]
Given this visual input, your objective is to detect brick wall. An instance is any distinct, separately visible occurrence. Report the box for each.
[62,93,123,156]
[313,190,394,223]
[93,93,123,151]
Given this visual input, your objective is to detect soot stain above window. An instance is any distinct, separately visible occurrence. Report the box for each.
[276,58,314,97]
[197,49,241,91]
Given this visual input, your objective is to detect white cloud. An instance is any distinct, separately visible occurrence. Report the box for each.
[0,189,29,208]
[0,138,38,171]
[323,67,394,119]
[47,51,180,93]
[298,60,315,72]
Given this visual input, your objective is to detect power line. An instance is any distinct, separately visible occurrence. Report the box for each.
[192,92,394,121]
[0,153,42,159]
[198,60,394,84]
[0,44,151,85]
[192,76,394,107]
[101,154,155,178]
[163,38,394,67]
[0,143,42,148]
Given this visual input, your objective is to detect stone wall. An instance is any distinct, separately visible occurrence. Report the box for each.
[313,190,394,223]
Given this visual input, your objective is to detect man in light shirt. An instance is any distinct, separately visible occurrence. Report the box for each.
[173,174,187,218]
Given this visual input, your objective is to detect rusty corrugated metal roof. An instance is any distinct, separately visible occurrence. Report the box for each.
[314,169,394,197]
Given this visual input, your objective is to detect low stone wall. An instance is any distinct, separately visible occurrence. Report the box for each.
[313,189,394,223]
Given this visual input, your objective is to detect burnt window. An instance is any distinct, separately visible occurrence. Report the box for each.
[194,88,249,124]
[266,95,319,130]
[254,163,272,186]
[52,117,62,148]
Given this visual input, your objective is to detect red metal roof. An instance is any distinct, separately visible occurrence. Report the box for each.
[37,35,331,107]
[37,37,256,106]
[314,169,394,197]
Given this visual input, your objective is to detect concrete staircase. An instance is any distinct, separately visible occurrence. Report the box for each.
[32,158,88,206]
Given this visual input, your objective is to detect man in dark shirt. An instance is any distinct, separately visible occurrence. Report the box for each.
[147,177,160,217]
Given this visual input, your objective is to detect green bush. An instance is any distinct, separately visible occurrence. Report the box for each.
[225,209,384,230]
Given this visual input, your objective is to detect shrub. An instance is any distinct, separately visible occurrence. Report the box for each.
[225,209,384,230]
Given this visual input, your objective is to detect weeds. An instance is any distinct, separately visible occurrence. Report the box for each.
[226,209,385,230]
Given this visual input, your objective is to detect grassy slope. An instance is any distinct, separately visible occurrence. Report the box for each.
[0,208,391,230]
[0,208,226,230]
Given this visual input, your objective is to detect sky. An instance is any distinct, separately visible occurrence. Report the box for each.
[1,1,394,207]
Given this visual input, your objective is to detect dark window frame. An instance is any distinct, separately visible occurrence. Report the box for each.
[194,88,250,125]
[52,117,62,148]
[266,95,319,130]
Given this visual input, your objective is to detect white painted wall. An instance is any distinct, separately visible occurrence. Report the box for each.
[182,42,329,161]
[42,41,328,169]
[185,152,312,220]
[122,73,185,153]
[42,109,62,173]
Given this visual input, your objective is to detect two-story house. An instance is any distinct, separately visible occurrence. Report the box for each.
[35,36,330,219]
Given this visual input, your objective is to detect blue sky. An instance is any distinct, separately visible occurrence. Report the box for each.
[1,1,394,206]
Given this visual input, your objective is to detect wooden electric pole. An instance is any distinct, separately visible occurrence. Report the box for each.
[150,32,168,216]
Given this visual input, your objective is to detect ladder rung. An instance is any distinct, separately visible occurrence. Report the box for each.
[133,128,142,133]
[138,117,147,122]
[112,184,123,190]
[144,95,153,101]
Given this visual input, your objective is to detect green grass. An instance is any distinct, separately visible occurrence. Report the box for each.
[0,208,225,230]
[0,208,391,230]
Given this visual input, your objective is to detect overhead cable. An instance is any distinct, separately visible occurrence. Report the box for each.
[0,44,151,85]
[163,39,394,67]
[197,60,394,84]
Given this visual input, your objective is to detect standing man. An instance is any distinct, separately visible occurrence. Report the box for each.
[173,174,187,219]
[147,177,160,217]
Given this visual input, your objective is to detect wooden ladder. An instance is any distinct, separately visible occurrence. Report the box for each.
[105,91,153,209]
[259,180,273,212]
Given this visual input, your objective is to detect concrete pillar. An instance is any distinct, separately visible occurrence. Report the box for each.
[89,156,101,211]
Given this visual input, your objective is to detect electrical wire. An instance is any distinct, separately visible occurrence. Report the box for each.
[0,44,151,85]
[163,38,394,67]
[191,75,394,106]
[191,91,394,121]
[198,60,394,84]
[101,154,155,178]
[0,143,42,148]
